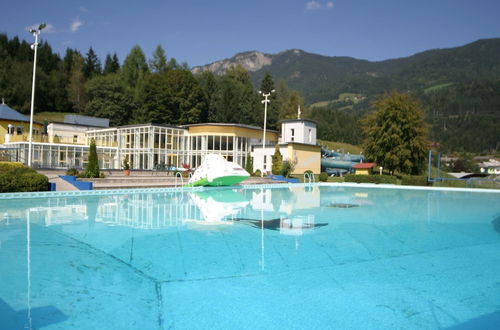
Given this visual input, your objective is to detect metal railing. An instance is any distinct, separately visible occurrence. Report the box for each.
[304,172,315,184]
[174,172,184,187]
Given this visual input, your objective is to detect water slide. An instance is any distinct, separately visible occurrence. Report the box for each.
[320,147,364,175]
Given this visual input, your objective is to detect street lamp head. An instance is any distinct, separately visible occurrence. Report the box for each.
[271,89,275,93]
[258,90,262,94]
[38,23,47,30]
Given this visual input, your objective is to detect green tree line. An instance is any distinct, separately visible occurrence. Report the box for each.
[0,34,306,129]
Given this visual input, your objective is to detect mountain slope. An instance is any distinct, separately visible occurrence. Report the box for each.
[193,38,500,105]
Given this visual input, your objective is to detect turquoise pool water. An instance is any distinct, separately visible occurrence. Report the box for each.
[0,184,499,329]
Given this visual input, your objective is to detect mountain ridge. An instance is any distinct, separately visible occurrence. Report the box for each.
[192,38,500,104]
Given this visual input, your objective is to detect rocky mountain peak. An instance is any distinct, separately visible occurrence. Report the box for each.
[191,51,273,75]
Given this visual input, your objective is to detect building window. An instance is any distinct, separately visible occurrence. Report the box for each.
[16,126,23,135]
[291,128,295,142]
[73,135,78,143]
[309,129,312,142]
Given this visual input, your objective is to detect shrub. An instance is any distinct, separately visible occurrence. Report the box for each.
[281,159,297,178]
[281,161,292,178]
[0,167,49,192]
[0,161,25,172]
[319,172,329,182]
[66,168,79,176]
[401,175,430,186]
[253,169,261,177]
[345,174,398,184]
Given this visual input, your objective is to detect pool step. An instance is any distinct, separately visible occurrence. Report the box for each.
[87,176,286,190]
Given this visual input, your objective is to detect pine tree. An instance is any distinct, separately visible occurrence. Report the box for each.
[149,45,168,73]
[245,152,253,175]
[103,53,120,74]
[121,45,149,89]
[85,138,100,178]
[271,144,283,175]
[280,91,305,120]
[259,72,279,129]
[83,47,101,78]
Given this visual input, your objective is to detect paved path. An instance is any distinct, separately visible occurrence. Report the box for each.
[40,171,78,191]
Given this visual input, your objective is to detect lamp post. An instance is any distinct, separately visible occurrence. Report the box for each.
[259,89,274,177]
[27,23,46,167]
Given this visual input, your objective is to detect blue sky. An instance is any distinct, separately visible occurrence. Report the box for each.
[2,0,500,66]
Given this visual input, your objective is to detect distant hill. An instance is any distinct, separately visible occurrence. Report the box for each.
[192,39,500,105]
[193,39,500,153]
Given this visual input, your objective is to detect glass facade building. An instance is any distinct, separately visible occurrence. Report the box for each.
[2,123,279,171]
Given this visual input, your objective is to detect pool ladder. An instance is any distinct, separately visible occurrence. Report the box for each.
[304,172,315,184]
[175,172,192,187]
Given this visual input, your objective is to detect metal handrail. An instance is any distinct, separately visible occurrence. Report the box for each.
[175,172,184,187]
[303,172,315,184]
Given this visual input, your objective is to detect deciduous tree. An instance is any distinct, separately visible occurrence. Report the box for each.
[84,74,133,126]
[362,91,429,175]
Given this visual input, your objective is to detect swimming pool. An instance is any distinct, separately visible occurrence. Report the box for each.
[1,184,499,329]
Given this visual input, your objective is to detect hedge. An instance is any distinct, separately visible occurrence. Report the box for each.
[345,174,398,184]
[0,166,50,192]
[400,175,430,186]
[0,161,25,172]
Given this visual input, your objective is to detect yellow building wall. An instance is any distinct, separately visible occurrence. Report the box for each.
[188,125,279,141]
[287,143,321,175]
[0,120,43,144]
[355,168,371,175]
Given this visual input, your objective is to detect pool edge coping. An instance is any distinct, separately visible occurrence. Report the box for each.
[0,182,499,199]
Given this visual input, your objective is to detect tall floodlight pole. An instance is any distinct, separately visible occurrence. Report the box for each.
[259,90,275,177]
[27,23,46,167]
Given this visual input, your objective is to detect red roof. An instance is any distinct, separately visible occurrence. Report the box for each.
[353,162,377,169]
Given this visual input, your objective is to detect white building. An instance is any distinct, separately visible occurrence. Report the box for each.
[253,119,320,175]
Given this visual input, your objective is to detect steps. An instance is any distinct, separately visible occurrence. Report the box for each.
[79,174,285,190]
[36,170,288,190]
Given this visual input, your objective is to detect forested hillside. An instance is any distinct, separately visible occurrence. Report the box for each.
[1,33,498,153]
[248,40,500,153]
[0,34,302,130]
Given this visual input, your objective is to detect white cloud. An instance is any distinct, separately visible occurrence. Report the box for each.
[70,18,84,32]
[305,1,334,10]
[79,6,89,13]
[306,1,322,10]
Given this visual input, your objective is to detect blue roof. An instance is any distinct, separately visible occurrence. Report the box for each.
[0,103,30,123]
